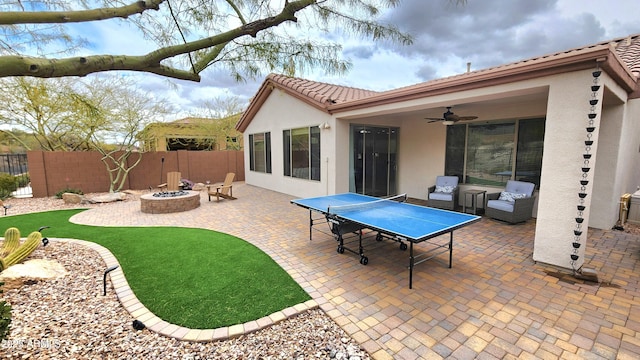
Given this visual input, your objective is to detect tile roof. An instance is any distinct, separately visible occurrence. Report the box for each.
[266,74,379,105]
[612,34,640,77]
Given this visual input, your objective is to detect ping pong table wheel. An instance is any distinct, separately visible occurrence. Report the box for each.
[400,243,408,251]
[337,245,345,254]
[360,256,369,265]
[376,233,383,241]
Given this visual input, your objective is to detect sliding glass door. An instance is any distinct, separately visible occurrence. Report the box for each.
[350,125,398,197]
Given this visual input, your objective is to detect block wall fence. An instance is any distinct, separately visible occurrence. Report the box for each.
[27,150,245,198]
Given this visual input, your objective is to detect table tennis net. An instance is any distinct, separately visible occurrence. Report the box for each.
[327,193,408,216]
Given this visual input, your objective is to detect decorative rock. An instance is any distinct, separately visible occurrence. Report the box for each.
[88,192,127,203]
[62,192,83,204]
[0,259,68,279]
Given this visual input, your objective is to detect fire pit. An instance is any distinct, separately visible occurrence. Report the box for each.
[140,190,200,214]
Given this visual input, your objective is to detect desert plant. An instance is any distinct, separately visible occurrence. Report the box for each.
[0,173,17,195]
[0,227,20,257]
[0,281,10,341]
[0,190,10,200]
[55,188,84,199]
[2,231,42,269]
[15,173,30,188]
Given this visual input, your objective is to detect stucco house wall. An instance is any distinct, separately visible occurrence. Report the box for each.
[243,89,333,199]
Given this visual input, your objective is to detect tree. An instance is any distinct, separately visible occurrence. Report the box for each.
[0,77,96,151]
[0,0,413,82]
[87,79,171,192]
[0,75,170,192]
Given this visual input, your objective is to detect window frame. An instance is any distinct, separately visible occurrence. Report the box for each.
[248,132,271,174]
[445,118,544,188]
[283,126,321,181]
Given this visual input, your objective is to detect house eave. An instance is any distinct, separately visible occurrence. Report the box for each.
[327,46,637,113]
[236,77,332,133]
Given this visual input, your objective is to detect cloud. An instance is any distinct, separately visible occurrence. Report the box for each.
[343,45,376,60]
[374,0,636,81]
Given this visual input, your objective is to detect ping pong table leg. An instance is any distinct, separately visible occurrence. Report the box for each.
[308,210,313,241]
[409,242,414,289]
[448,231,453,268]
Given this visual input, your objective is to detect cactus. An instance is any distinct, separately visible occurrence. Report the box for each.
[1,228,21,257]
[2,231,42,269]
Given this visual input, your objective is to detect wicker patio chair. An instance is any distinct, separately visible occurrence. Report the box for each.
[427,176,459,211]
[485,180,536,224]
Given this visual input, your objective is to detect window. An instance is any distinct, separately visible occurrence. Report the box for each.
[249,132,271,173]
[445,118,544,188]
[284,126,321,180]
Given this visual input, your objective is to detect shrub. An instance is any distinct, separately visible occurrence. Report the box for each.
[55,187,84,199]
[15,173,30,188]
[0,189,11,201]
[0,173,17,194]
[0,282,10,341]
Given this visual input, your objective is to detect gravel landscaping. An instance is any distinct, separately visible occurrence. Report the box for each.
[1,195,370,359]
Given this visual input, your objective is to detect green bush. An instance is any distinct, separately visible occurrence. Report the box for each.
[15,173,30,188]
[55,188,84,199]
[0,173,17,194]
[0,189,11,201]
[0,282,10,341]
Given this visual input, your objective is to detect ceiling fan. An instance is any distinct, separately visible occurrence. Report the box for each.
[425,107,478,125]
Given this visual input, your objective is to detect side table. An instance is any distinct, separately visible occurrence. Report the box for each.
[463,189,486,215]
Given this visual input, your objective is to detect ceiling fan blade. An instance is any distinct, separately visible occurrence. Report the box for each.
[457,116,478,121]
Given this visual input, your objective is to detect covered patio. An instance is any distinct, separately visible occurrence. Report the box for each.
[70,183,640,359]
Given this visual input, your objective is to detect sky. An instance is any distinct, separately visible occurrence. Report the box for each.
[18,0,640,120]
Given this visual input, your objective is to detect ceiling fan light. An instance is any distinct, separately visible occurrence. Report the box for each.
[442,120,455,125]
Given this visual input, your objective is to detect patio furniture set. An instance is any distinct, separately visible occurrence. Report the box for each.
[427,176,536,224]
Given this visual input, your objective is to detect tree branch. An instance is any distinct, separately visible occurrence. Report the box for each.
[0,54,201,81]
[0,0,318,81]
[0,0,166,25]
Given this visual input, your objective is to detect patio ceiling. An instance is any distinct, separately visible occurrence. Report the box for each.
[335,81,625,125]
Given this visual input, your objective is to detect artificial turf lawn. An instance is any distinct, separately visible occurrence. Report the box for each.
[0,209,311,329]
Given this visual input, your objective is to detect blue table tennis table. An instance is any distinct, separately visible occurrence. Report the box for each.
[291,193,480,288]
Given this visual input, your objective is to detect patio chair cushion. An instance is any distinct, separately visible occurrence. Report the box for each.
[429,191,454,201]
[504,180,535,197]
[486,199,515,212]
[435,176,459,189]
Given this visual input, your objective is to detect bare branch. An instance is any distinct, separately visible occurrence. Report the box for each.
[0,0,166,25]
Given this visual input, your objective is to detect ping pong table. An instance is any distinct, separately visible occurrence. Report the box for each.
[291,193,480,288]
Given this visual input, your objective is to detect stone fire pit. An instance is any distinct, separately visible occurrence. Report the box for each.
[140,190,200,214]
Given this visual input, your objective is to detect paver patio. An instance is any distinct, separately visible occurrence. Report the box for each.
[70,183,640,359]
